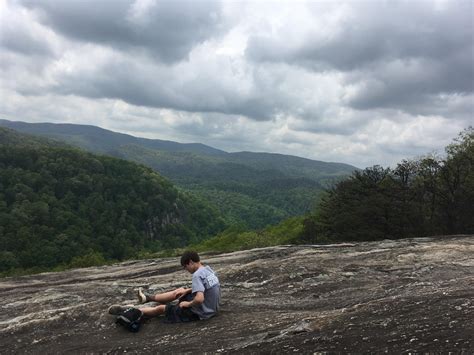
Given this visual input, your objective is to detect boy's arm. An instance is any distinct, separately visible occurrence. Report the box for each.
[175,287,192,298]
[179,291,204,308]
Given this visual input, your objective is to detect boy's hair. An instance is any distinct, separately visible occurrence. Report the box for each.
[180,251,200,267]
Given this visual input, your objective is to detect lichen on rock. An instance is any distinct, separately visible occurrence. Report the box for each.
[0,236,473,353]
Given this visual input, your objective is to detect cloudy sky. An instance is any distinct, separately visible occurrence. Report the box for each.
[1,0,472,168]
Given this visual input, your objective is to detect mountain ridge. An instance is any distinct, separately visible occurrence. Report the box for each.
[0,126,226,272]
[0,119,357,228]
[0,119,226,156]
[0,119,356,171]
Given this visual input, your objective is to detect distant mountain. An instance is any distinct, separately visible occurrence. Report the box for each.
[0,119,357,228]
[0,119,225,156]
[0,127,225,272]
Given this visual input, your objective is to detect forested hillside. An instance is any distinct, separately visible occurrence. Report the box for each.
[301,128,474,243]
[194,128,474,252]
[3,122,470,274]
[0,120,356,228]
[0,128,225,274]
[121,145,328,227]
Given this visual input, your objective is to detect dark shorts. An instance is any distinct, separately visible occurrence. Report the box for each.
[163,293,200,323]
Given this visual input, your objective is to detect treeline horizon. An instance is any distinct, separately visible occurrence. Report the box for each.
[193,128,473,252]
[0,127,226,275]
[301,127,473,243]
[0,126,472,276]
[0,119,356,231]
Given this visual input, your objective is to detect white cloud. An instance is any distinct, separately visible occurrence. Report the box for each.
[0,0,472,168]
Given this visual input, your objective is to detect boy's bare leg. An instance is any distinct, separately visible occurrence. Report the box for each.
[149,290,179,303]
[140,287,189,304]
[140,304,166,317]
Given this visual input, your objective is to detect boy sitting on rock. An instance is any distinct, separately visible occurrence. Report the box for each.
[108,251,221,324]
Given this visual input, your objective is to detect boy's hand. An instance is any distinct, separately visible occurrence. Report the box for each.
[179,301,192,308]
[174,287,188,298]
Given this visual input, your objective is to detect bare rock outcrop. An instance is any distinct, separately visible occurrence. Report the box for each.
[0,236,473,353]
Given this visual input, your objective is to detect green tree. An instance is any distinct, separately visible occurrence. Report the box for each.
[302,128,474,243]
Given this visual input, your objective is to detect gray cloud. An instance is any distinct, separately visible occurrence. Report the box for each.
[1,0,472,168]
[43,54,278,120]
[345,48,473,112]
[247,1,471,71]
[0,2,55,57]
[19,0,223,63]
[0,25,53,57]
[247,0,473,113]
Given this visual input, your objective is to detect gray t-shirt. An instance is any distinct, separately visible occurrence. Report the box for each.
[191,265,220,319]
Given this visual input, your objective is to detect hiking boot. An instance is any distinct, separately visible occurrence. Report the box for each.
[108,304,134,316]
[137,287,152,304]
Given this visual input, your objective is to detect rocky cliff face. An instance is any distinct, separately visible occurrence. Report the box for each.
[144,209,182,241]
[0,236,472,353]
